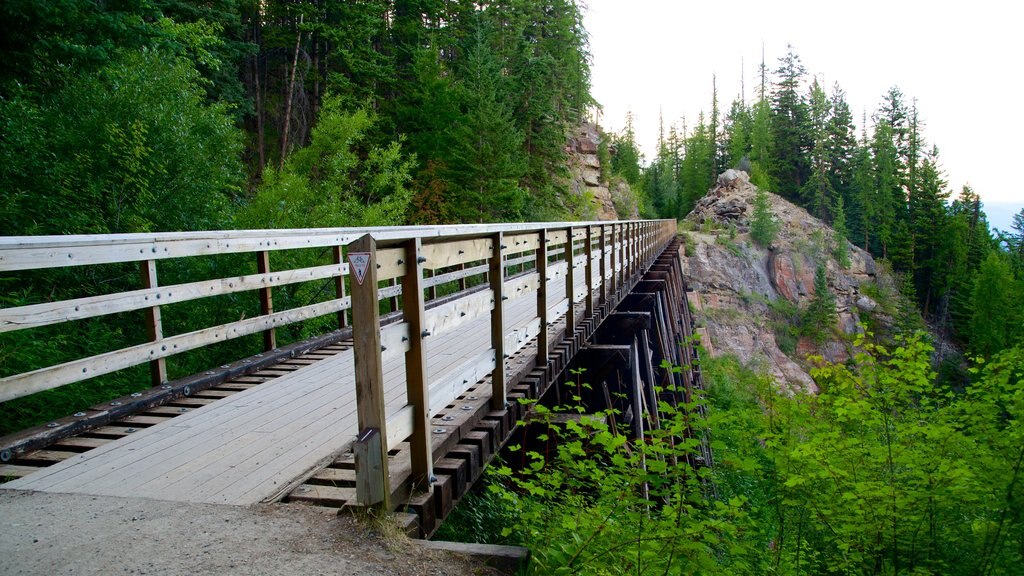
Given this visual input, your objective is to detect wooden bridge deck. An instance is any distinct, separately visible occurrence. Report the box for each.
[3,275,575,505]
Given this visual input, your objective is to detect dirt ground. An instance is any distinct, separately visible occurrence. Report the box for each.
[0,489,501,576]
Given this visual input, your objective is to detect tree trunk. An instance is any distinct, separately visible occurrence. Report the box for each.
[280,14,304,169]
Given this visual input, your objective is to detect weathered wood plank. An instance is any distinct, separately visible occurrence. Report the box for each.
[0,295,353,403]
[502,233,540,254]
[0,263,346,333]
[504,272,540,302]
[489,232,506,411]
[140,259,167,386]
[423,289,494,339]
[401,237,432,491]
[375,247,407,281]
[421,238,492,269]
[349,234,390,508]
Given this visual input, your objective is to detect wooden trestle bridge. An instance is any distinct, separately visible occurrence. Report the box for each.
[0,219,705,536]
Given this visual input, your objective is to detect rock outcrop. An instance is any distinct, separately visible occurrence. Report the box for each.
[683,170,887,392]
[566,122,634,220]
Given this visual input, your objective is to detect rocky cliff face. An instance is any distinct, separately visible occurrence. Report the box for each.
[683,170,890,391]
[566,123,636,220]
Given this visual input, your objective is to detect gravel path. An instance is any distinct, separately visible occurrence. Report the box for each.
[0,490,498,576]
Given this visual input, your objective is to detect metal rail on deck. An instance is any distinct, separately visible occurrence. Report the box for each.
[0,219,676,505]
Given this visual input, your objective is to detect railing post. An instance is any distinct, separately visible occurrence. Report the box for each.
[349,234,390,509]
[140,259,167,386]
[490,232,506,411]
[585,225,594,318]
[599,224,608,306]
[611,224,620,300]
[402,237,433,492]
[537,229,549,369]
[565,227,576,337]
[630,223,635,279]
[257,251,276,351]
[333,246,348,329]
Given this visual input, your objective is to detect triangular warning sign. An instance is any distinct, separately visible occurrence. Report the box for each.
[348,252,371,285]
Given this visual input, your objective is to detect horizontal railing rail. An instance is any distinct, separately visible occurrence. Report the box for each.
[0,219,678,507]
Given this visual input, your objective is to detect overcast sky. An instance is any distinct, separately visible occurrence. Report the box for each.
[583,0,1022,224]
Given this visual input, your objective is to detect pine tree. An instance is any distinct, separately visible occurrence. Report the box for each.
[804,262,836,343]
[769,45,810,200]
[801,78,834,220]
[750,187,779,247]
[444,20,527,222]
[825,84,857,203]
[724,98,752,169]
[908,145,950,315]
[970,253,1022,357]
[611,112,643,186]
[832,194,851,268]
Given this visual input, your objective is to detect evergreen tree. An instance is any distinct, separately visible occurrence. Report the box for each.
[832,194,851,268]
[679,112,715,214]
[610,112,643,186]
[908,146,951,314]
[804,262,836,343]
[750,187,779,247]
[801,78,834,220]
[825,84,857,203]
[769,45,810,199]
[724,98,752,168]
[444,20,527,222]
[871,118,901,258]
[970,253,1023,357]
[748,67,775,190]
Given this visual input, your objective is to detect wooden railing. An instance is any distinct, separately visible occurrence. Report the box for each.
[0,219,677,505]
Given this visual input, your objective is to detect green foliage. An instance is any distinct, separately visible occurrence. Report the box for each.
[448,338,1024,575]
[238,100,414,230]
[1,50,243,235]
[750,187,779,247]
[832,194,851,268]
[970,253,1024,358]
[488,381,751,574]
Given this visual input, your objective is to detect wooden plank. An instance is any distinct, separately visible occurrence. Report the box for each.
[423,289,494,339]
[502,233,540,254]
[565,228,576,336]
[423,262,488,289]
[375,247,407,281]
[257,251,276,351]
[421,238,492,269]
[401,237,432,491]
[547,230,568,246]
[490,232,506,411]
[0,221,674,272]
[537,227,549,371]
[140,259,167,386]
[0,464,39,479]
[505,273,540,302]
[0,232,358,272]
[51,436,112,450]
[585,225,594,317]
[386,404,415,451]
[0,295,352,403]
[333,246,349,329]
[0,264,347,334]
[349,234,390,508]
[429,349,496,415]
[380,322,412,363]
[505,317,541,356]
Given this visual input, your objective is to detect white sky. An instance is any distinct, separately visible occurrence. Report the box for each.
[584,0,1024,212]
